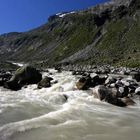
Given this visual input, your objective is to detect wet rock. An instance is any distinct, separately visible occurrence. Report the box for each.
[121,79,130,86]
[49,72,53,75]
[55,66,62,73]
[72,71,76,75]
[113,98,127,107]
[135,87,140,95]
[76,76,92,90]
[51,80,58,84]
[0,72,12,79]
[92,85,135,107]
[4,81,22,91]
[76,73,107,90]
[92,85,112,101]
[118,86,129,97]
[0,72,12,86]
[12,66,42,84]
[4,66,42,90]
[105,76,117,85]
[90,73,98,79]
[38,76,53,89]
[109,83,116,88]
[0,78,6,86]
[90,73,100,86]
[118,79,139,96]
[98,76,107,85]
[63,94,68,101]
[115,80,124,88]
[91,73,107,86]
[130,71,140,82]
[82,72,90,77]
[48,94,68,104]
[129,86,136,94]
[120,97,135,106]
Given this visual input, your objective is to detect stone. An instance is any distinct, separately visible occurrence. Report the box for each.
[109,83,116,88]
[120,97,135,106]
[105,76,117,85]
[130,72,140,82]
[38,76,53,89]
[90,73,98,79]
[118,86,129,97]
[92,85,135,107]
[72,71,76,75]
[4,81,21,91]
[94,85,112,100]
[4,66,42,90]
[0,72,12,86]
[115,80,124,88]
[51,80,58,84]
[135,87,140,95]
[0,78,6,86]
[121,79,130,86]
[11,66,42,84]
[76,77,91,90]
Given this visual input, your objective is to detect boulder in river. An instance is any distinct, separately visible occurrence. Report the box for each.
[4,65,42,90]
[4,80,22,90]
[119,97,135,106]
[92,85,135,107]
[76,76,92,90]
[76,74,107,90]
[0,72,12,86]
[0,78,7,87]
[38,76,53,89]
[135,87,140,95]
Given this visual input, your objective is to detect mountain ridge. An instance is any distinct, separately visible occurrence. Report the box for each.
[0,0,140,67]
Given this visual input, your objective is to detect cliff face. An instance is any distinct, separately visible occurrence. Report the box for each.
[0,0,140,67]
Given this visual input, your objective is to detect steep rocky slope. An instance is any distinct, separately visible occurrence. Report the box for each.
[0,0,140,67]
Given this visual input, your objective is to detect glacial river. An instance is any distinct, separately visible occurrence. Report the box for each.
[0,69,140,140]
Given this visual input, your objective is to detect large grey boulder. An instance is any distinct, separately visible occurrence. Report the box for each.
[4,65,42,90]
[92,85,135,107]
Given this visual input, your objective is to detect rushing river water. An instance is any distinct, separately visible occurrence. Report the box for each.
[0,69,140,140]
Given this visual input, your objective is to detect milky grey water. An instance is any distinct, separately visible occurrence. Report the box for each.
[0,70,140,140]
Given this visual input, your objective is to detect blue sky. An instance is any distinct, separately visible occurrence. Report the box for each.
[0,0,109,34]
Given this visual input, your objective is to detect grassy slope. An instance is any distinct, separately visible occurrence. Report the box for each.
[0,0,139,67]
[89,16,140,67]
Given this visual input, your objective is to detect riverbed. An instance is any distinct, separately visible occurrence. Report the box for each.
[0,69,140,140]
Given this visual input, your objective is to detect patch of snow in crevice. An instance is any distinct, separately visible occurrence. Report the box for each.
[56,11,76,18]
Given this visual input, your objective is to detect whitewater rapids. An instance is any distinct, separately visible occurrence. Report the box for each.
[0,69,140,140]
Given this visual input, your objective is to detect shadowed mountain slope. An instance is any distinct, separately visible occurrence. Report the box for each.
[0,0,140,67]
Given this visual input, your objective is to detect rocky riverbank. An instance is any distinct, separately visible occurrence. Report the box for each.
[0,64,140,107]
[58,64,140,76]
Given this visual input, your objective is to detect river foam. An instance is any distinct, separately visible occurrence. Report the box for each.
[0,70,140,140]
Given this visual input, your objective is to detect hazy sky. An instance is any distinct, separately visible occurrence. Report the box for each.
[0,0,109,34]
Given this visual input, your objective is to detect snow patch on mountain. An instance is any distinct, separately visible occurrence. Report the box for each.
[56,11,76,18]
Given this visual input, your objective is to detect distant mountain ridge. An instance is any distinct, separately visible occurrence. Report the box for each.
[0,0,140,67]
